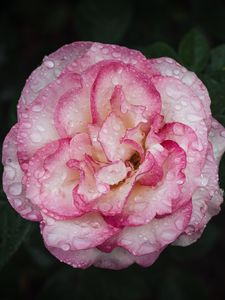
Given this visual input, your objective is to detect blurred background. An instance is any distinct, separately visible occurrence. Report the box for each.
[1,0,225,299]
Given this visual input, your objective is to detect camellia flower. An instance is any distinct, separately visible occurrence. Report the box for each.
[2,42,225,269]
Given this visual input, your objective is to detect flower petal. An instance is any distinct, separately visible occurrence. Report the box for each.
[98,112,132,161]
[116,141,186,226]
[91,62,161,125]
[152,76,208,161]
[209,118,225,164]
[18,42,93,114]
[117,201,192,255]
[26,139,82,219]
[17,72,82,166]
[54,87,91,138]
[148,57,212,129]
[175,143,223,246]
[2,125,41,221]
[42,212,117,251]
[95,160,128,185]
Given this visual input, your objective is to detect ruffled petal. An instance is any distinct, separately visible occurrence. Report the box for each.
[69,133,92,160]
[95,160,128,185]
[71,158,109,211]
[174,143,223,246]
[98,112,133,161]
[25,139,82,219]
[117,201,192,255]
[115,141,186,226]
[148,57,212,129]
[18,42,93,114]
[94,177,135,216]
[17,72,82,166]
[54,87,91,138]
[91,62,161,125]
[2,125,41,221]
[158,122,204,206]
[41,212,117,251]
[208,118,225,163]
[152,76,208,161]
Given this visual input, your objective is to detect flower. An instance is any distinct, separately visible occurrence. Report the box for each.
[2,42,225,269]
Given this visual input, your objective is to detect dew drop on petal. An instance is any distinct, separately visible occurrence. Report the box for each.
[32,103,43,112]
[30,132,42,143]
[44,60,55,68]
[221,131,225,138]
[187,114,202,122]
[4,166,16,180]
[182,72,195,86]
[9,183,22,196]
[61,244,70,251]
[175,218,184,230]
[14,199,22,207]
[161,230,176,242]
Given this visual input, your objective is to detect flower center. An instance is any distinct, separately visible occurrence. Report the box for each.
[129,152,141,170]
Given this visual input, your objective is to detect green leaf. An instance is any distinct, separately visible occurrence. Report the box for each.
[158,267,209,300]
[24,223,55,269]
[178,29,209,72]
[74,0,133,43]
[208,44,225,71]
[141,42,177,59]
[76,268,149,300]
[202,70,225,115]
[35,268,78,300]
[0,199,31,270]
[168,224,221,262]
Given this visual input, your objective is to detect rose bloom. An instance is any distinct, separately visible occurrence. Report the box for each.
[2,42,225,269]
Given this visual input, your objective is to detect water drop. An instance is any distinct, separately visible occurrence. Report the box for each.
[112,52,121,58]
[201,176,208,186]
[14,199,22,207]
[175,104,182,110]
[182,72,195,86]
[161,230,175,242]
[4,166,16,180]
[22,122,32,129]
[34,169,45,179]
[30,132,42,143]
[44,60,54,68]
[61,243,70,251]
[112,77,119,85]
[112,123,121,131]
[175,219,183,230]
[9,182,22,196]
[187,114,202,122]
[32,103,43,112]
[36,125,45,132]
[221,131,225,138]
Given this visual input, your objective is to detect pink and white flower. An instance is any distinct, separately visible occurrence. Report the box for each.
[2,42,225,269]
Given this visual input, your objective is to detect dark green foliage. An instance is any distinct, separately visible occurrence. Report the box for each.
[1,0,225,299]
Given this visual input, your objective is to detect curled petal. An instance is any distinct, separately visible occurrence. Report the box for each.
[2,125,41,221]
[148,57,212,129]
[54,87,91,138]
[18,42,93,113]
[95,160,128,185]
[25,139,82,219]
[69,133,92,161]
[175,144,223,246]
[91,62,161,125]
[17,72,82,166]
[209,118,225,163]
[152,76,208,161]
[113,141,186,226]
[98,112,133,161]
[117,201,192,256]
